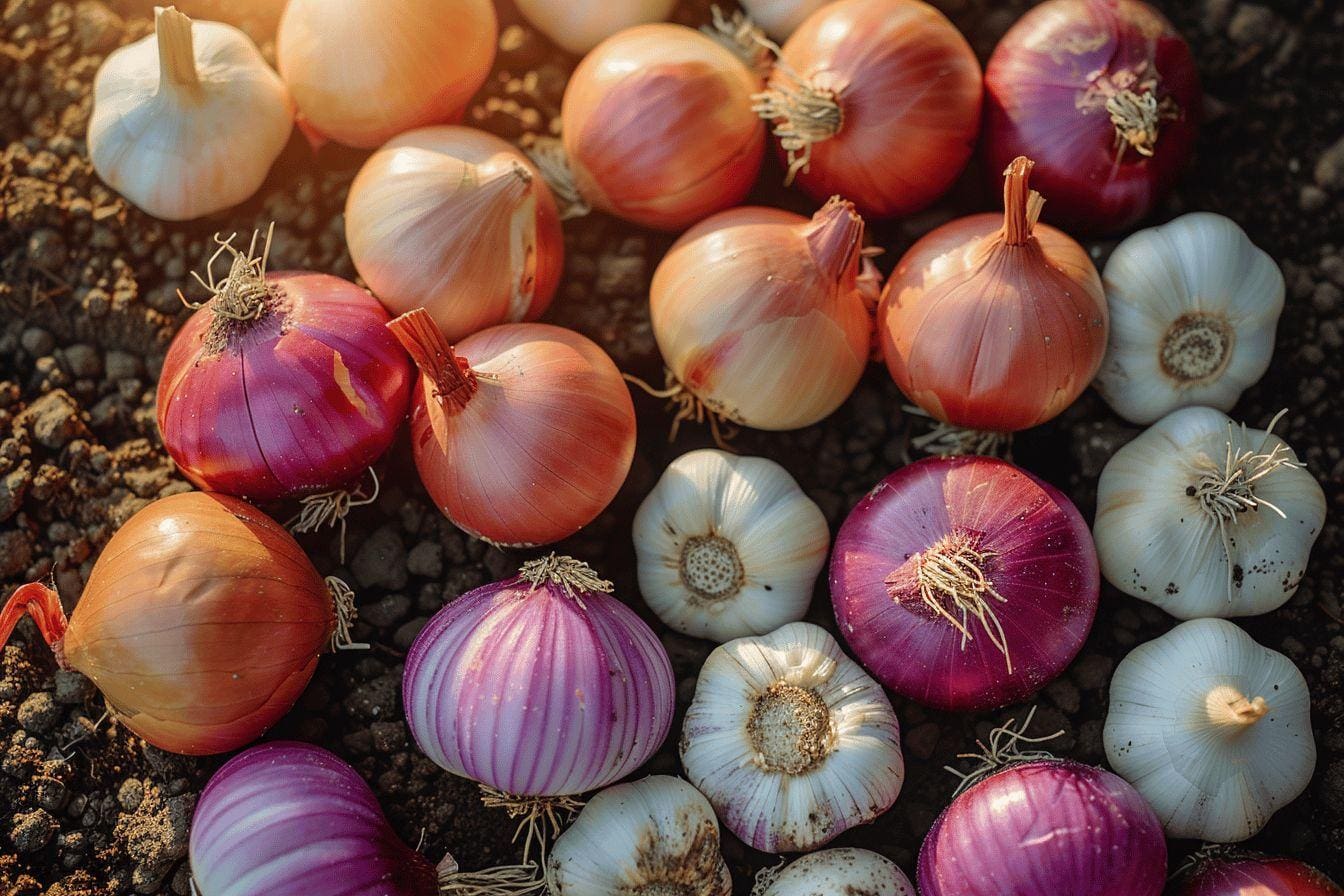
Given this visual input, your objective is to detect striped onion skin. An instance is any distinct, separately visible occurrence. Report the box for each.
[190,741,437,896]
[1176,854,1343,896]
[402,559,675,796]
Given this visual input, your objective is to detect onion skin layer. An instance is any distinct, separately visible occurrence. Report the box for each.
[562,23,764,231]
[984,0,1201,234]
[1176,856,1344,896]
[830,456,1098,712]
[158,270,411,502]
[918,760,1166,896]
[191,741,437,896]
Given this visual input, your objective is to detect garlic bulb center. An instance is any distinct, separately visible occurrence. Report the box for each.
[1160,312,1235,384]
[679,534,745,603]
[1204,685,1270,731]
[748,682,834,774]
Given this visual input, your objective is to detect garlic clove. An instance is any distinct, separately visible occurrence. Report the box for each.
[756,848,914,896]
[633,449,829,642]
[1104,618,1315,842]
[515,0,679,55]
[88,6,294,221]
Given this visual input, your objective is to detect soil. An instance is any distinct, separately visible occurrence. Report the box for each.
[0,0,1342,893]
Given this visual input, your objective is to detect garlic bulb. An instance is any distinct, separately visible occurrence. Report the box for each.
[1097,213,1285,424]
[277,0,496,149]
[88,6,293,221]
[739,0,830,41]
[1104,618,1315,842]
[516,0,678,55]
[1094,406,1325,618]
[346,126,564,342]
[546,776,731,896]
[680,621,904,853]
[756,849,914,895]
[632,449,829,642]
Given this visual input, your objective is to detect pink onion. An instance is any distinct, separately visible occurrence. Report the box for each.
[403,555,674,798]
[918,756,1167,896]
[830,456,1098,711]
[1175,852,1343,896]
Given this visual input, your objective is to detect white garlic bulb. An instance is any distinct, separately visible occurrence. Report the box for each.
[546,776,731,896]
[1104,618,1315,842]
[87,6,294,221]
[632,449,829,643]
[755,848,914,896]
[1094,406,1325,618]
[739,0,830,41]
[515,0,678,55]
[680,621,904,853]
[1096,213,1284,424]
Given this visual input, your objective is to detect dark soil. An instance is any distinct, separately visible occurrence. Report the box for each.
[1,0,1342,893]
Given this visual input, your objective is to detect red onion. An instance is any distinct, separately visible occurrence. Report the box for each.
[403,556,675,800]
[829,456,1098,711]
[1176,851,1343,896]
[158,229,411,502]
[984,0,1201,234]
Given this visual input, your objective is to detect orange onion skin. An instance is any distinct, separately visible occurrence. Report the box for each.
[650,199,873,430]
[769,0,983,219]
[391,313,636,547]
[561,24,764,231]
[878,159,1106,431]
[1,492,334,756]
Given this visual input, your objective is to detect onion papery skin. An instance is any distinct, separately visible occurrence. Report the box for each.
[1177,855,1344,896]
[984,0,1201,234]
[561,23,764,231]
[402,565,675,796]
[649,200,872,430]
[878,157,1107,431]
[389,312,636,547]
[157,270,411,502]
[765,0,983,219]
[830,456,1099,712]
[0,492,335,755]
[918,759,1167,896]
[191,741,437,896]
[346,126,564,343]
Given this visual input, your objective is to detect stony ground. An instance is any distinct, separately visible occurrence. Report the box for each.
[0,0,1342,893]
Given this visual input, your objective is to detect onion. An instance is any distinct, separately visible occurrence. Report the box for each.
[157,228,411,504]
[515,0,677,55]
[739,0,830,41]
[346,126,565,343]
[754,0,982,218]
[984,0,1201,234]
[1175,850,1343,896]
[878,157,1107,433]
[0,493,353,755]
[756,849,914,895]
[277,0,497,149]
[830,456,1099,712]
[918,716,1167,896]
[645,198,873,437]
[387,310,636,547]
[543,23,765,231]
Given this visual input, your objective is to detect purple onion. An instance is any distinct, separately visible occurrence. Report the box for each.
[918,759,1166,896]
[190,741,436,896]
[830,456,1098,711]
[1176,852,1343,896]
[403,555,675,796]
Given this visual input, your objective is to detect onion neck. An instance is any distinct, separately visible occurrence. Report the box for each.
[803,197,864,288]
[516,554,613,600]
[386,309,478,414]
[155,6,201,94]
[0,583,72,670]
[1000,156,1045,247]
[1205,685,1269,732]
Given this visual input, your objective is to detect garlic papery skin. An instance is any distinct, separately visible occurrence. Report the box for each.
[680,621,904,853]
[632,449,829,642]
[1097,213,1285,424]
[346,126,564,343]
[277,0,496,149]
[87,6,294,221]
[1104,618,1315,842]
[756,848,914,895]
[1094,406,1325,618]
[516,0,678,55]
[546,776,731,896]
[740,0,830,41]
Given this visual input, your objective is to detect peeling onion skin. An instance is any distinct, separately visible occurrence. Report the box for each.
[984,0,1201,234]
[190,742,438,896]
[1176,855,1344,896]
[562,24,765,231]
[830,456,1099,712]
[157,270,412,502]
[918,760,1166,896]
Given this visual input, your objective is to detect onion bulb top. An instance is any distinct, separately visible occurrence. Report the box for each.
[879,156,1107,432]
